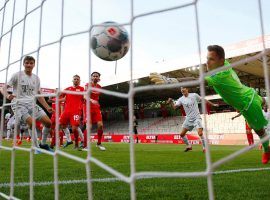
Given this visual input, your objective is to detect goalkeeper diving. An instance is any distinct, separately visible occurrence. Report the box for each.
[149,45,270,164]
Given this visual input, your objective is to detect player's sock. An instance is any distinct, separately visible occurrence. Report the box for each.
[77,127,84,143]
[200,135,206,149]
[63,128,72,142]
[83,130,87,148]
[29,129,39,147]
[41,127,51,145]
[19,131,23,141]
[27,129,31,141]
[97,129,103,145]
[73,129,79,147]
[246,133,254,145]
[6,129,11,139]
[259,133,269,152]
[51,129,56,147]
[181,135,190,146]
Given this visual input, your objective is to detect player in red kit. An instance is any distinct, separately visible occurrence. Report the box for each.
[59,75,85,150]
[48,91,65,149]
[83,72,106,151]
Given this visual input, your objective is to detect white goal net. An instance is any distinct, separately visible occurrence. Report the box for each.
[0,0,270,200]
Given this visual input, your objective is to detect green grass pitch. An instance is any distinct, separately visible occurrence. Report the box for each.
[0,141,269,200]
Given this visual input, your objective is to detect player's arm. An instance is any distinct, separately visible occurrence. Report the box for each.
[37,91,53,113]
[55,96,66,103]
[231,112,241,120]
[84,84,99,104]
[47,95,66,103]
[195,93,219,107]
[203,99,219,107]
[149,72,196,85]
[166,98,180,110]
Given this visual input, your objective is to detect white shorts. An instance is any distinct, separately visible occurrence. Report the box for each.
[11,104,47,123]
[182,117,203,131]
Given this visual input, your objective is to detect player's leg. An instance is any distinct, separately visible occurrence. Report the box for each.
[70,113,81,150]
[96,121,105,150]
[195,118,205,152]
[26,128,31,142]
[255,128,270,164]
[14,124,22,146]
[245,122,254,145]
[83,129,87,149]
[82,111,91,149]
[50,128,56,149]
[181,119,192,152]
[6,121,12,140]
[197,128,205,152]
[134,127,138,143]
[62,126,73,147]
[37,110,53,151]
[10,105,20,142]
[50,115,56,148]
[20,106,39,147]
[49,125,63,148]
[92,109,105,151]
[18,128,24,145]
[77,127,84,148]
[71,125,80,149]
[6,128,11,140]
[60,111,73,148]
[39,115,52,142]
[25,117,41,151]
[242,95,269,164]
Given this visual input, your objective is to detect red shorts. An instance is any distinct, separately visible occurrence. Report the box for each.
[60,110,81,126]
[84,108,102,124]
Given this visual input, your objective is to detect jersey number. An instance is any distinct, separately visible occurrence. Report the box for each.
[73,115,80,121]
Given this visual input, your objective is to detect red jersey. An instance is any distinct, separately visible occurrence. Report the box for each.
[64,86,85,112]
[85,82,101,109]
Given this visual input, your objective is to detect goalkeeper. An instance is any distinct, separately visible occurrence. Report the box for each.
[150,45,270,164]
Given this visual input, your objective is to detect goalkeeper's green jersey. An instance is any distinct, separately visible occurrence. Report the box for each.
[205,60,255,111]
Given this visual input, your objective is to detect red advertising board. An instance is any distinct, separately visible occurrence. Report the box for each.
[78,134,201,144]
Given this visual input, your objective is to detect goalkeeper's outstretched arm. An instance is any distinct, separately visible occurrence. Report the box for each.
[149,72,196,85]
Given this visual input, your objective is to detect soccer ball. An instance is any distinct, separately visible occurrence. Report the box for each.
[90,21,130,61]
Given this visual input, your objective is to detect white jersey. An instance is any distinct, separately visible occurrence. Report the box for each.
[8,71,41,107]
[175,93,201,120]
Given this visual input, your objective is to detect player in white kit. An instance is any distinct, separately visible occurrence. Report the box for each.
[1,56,53,152]
[5,113,15,140]
[167,87,218,152]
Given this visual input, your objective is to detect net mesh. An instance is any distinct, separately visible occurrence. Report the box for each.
[0,0,269,199]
